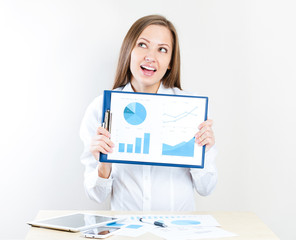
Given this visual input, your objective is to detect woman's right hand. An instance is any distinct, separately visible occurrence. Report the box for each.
[90,126,114,178]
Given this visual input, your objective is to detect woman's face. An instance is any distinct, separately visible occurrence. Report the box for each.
[130,25,173,93]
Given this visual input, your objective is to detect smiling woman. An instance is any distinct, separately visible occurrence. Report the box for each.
[80,14,217,211]
[130,25,173,93]
[112,15,181,91]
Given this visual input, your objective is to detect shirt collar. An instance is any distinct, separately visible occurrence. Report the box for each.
[121,82,174,94]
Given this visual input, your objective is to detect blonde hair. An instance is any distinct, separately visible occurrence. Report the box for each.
[112,15,181,90]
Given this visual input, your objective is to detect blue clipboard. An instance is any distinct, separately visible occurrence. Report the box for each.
[100,90,208,168]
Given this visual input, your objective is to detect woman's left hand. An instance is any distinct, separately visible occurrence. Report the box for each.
[195,119,215,152]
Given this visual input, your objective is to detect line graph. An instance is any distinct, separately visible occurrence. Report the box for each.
[163,106,198,123]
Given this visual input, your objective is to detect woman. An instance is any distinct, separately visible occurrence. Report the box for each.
[80,15,217,211]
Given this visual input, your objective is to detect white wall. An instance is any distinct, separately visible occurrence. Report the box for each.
[0,0,295,239]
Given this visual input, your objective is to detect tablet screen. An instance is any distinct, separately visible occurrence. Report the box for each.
[29,213,118,231]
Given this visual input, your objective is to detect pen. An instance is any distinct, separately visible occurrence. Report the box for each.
[139,218,167,228]
[104,110,110,131]
[101,110,111,133]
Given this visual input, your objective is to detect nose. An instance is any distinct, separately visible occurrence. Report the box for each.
[145,50,156,63]
[145,56,155,63]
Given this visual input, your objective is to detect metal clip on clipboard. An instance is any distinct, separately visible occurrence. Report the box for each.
[102,109,112,133]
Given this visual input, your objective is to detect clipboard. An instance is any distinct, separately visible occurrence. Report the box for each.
[100,90,208,168]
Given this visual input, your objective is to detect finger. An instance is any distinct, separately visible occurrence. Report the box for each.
[90,135,114,154]
[195,131,210,143]
[91,142,113,155]
[98,143,113,154]
[90,144,106,156]
[198,119,213,130]
[91,141,114,153]
[97,126,111,138]
[195,127,214,145]
[195,126,212,139]
[92,135,114,148]
[91,141,114,152]
[196,127,215,143]
[198,136,214,147]
[96,145,109,155]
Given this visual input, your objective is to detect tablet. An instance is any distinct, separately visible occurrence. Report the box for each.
[27,213,122,232]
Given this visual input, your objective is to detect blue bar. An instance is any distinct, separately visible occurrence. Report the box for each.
[135,138,142,153]
[127,144,133,153]
[143,133,150,154]
[118,143,125,152]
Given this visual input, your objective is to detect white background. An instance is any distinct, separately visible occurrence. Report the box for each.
[0,0,295,239]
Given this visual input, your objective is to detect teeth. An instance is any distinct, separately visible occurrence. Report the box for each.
[141,65,156,71]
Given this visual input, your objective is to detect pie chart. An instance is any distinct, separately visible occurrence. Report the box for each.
[124,102,147,125]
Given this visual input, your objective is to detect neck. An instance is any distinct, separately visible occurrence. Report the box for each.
[130,81,161,93]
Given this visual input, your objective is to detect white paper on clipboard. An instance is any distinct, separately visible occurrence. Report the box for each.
[100,90,208,168]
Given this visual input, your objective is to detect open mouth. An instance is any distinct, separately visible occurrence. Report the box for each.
[140,65,157,72]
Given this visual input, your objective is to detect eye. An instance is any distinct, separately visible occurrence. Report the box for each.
[159,47,168,53]
[138,42,147,48]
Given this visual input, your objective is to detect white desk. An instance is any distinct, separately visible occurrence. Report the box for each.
[25,210,279,240]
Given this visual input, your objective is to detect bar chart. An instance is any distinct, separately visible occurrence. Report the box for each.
[118,133,150,154]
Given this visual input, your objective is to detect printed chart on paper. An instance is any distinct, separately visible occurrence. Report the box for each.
[107,92,207,166]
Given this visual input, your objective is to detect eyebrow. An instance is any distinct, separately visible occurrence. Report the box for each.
[138,37,171,48]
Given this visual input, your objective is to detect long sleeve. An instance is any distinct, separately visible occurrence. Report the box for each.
[190,145,218,196]
[79,84,218,210]
[79,95,113,203]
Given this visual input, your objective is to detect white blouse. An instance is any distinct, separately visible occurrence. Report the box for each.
[80,82,218,211]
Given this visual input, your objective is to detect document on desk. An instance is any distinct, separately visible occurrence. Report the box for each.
[106,219,155,237]
[113,214,237,239]
[152,226,237,240]
[117,214,221,227]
